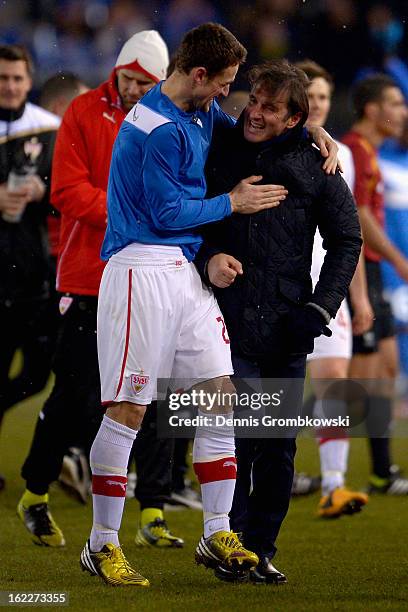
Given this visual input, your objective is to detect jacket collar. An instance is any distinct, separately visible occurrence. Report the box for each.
[0,101,26,122]
[102,69,126,113]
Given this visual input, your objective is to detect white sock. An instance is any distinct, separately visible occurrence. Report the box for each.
[193,411,236,538]
[89,415,137,551]
[319,439,349,496]
[314,398,349,495]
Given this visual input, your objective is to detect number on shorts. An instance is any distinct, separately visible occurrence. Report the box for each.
[216,316,230,344]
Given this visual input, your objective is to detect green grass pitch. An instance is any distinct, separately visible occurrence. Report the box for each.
[0,385,407,612]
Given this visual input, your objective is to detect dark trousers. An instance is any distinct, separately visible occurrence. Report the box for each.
[21,295,174,505]
[21,296,102,494]
[0,299,56,420]
[230,352,306,559]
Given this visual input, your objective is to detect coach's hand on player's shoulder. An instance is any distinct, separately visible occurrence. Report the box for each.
[229,175,287,214]
[307,126,341,175]
[207,253,243,288]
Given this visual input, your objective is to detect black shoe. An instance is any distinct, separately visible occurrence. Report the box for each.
[213,564,249,583]
[249,556,287,584]
[0,473,5,492]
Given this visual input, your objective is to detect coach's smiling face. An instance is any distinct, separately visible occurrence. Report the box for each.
[244,84,302,143]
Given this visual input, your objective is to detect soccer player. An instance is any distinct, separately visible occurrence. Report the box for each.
[17,31,183,548]
[196,59,361,583]
[296,59,372,517]
[79,23,296,587]
[343,75,408,495]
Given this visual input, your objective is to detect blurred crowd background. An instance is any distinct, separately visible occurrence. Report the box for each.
[1,0,408,135]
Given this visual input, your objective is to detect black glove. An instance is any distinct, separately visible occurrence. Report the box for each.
[287,304,332,355]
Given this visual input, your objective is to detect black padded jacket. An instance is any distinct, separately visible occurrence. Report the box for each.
[195,122,362,358]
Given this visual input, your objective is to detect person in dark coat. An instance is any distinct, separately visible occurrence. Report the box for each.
[0,45,60,490]
[195,59,362,584]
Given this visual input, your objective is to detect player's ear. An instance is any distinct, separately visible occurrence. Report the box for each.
[365,101,379,122]
[191,67,208,85]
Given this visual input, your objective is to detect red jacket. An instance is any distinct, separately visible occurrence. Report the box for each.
[51,72,126,295]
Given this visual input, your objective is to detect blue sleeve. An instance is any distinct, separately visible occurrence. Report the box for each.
[142,124,232,231]
[213,100,236,129]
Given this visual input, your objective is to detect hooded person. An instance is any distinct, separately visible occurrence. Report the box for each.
[16,31,182,552]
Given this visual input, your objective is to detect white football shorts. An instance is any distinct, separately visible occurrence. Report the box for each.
[97,244,233,405]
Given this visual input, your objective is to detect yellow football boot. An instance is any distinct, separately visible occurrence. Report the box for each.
[80,541,149,586]
[135,517,184,548]
[195,530,258,576]
[17,494,65,547]
[318,487,368,518]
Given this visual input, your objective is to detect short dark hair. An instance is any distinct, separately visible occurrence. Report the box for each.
[39,72,86,109]
[294,59,334,93]
[248,60,310,126]
[0,44,34,76]
[352,74,398,119]
[174,22,247,79]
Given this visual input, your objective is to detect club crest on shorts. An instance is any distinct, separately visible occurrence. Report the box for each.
[131,372,149,393]
[59,295,73,315]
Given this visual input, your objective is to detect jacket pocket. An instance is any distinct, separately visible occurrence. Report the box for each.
[278,276,305,305]
[239,307,286,358]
